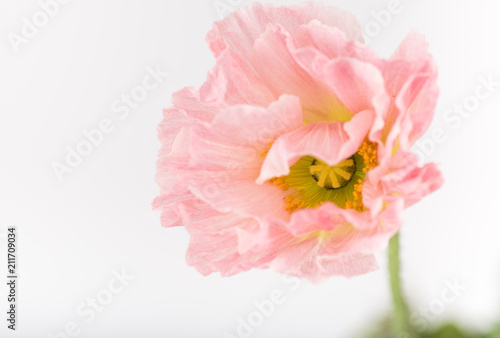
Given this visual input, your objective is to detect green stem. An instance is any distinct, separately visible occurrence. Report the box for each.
[389,232,415,337]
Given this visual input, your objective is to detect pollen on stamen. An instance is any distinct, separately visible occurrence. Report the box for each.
[345,179,364,211]
[284,194,306,213]
[358,140,378,173]
[283,192,326,213]
[270,176,288,191]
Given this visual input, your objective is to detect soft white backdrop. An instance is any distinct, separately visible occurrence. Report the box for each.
[1,0,500,337]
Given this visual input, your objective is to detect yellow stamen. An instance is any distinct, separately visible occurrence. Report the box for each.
[270,176,288,191]
[358,140,378,173]
[345,179,364,211]
[283,193,307,213]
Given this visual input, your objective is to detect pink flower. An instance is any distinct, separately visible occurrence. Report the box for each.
[154,2,443,282]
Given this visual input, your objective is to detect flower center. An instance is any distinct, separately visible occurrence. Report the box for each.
[309,157,356,189]
[268,139,378,213]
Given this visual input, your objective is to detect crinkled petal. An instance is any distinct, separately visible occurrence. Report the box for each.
[207,2,363,59]
[154,86,223,228]
[382,153,444,208]
[187,95,303,221]
[269,200,403,283]
[171,88,220,123]
[293,20,376,60]
[180,199,277,276]
[199,48,276,107]
[364,151,443,214]
[378,31,439,154]
[272,243,378,283]
[152,192,196,228]
[290,23,389,118]
[248,24,348,123]
[307,57,390,117]
[154,114,197,227]
[241,197,403,254]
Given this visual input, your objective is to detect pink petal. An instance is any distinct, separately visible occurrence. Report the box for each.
[382,154,444,208]
[272,243,378,283]
[199,47,276,107]
[154,117,196,228]
[291,22,388,119]
[154,87,224,228]
[207,2,363,59]
[171,88,220,123]
[248,24,346,123]
[364,151,443,214]
[152,192,196,228]
[379,31,439,153]
[186,95,302,221]
[180,199,277,276]
[243,197,403,252]
[294,20,376,60]
[266,199,404,283]
[309,57,390,117]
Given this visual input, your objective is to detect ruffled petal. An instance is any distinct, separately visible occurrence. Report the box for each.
[381,152,444,207]
[240,196,403,253]
[154,113,197,227]
[272,244,378,283]
[171,88,220,123]
[248,24,348,123]
[363,151,443,215]
[306,57,390,117]
[152,192,196,228]
[207,2,363,59]
[199,48,276,107]
[378,31,439,153]
[293,20,376,60]
[180,199,277,276]
[187,95,303,221]
[154,87,223,227]
[290,21,389,118]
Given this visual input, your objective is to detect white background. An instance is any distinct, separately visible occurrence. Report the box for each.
[1,0,500,337]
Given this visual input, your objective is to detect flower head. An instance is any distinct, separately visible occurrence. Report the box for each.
[154,2,443,282]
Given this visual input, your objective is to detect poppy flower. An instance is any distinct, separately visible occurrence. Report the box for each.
[154,2,443,282]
